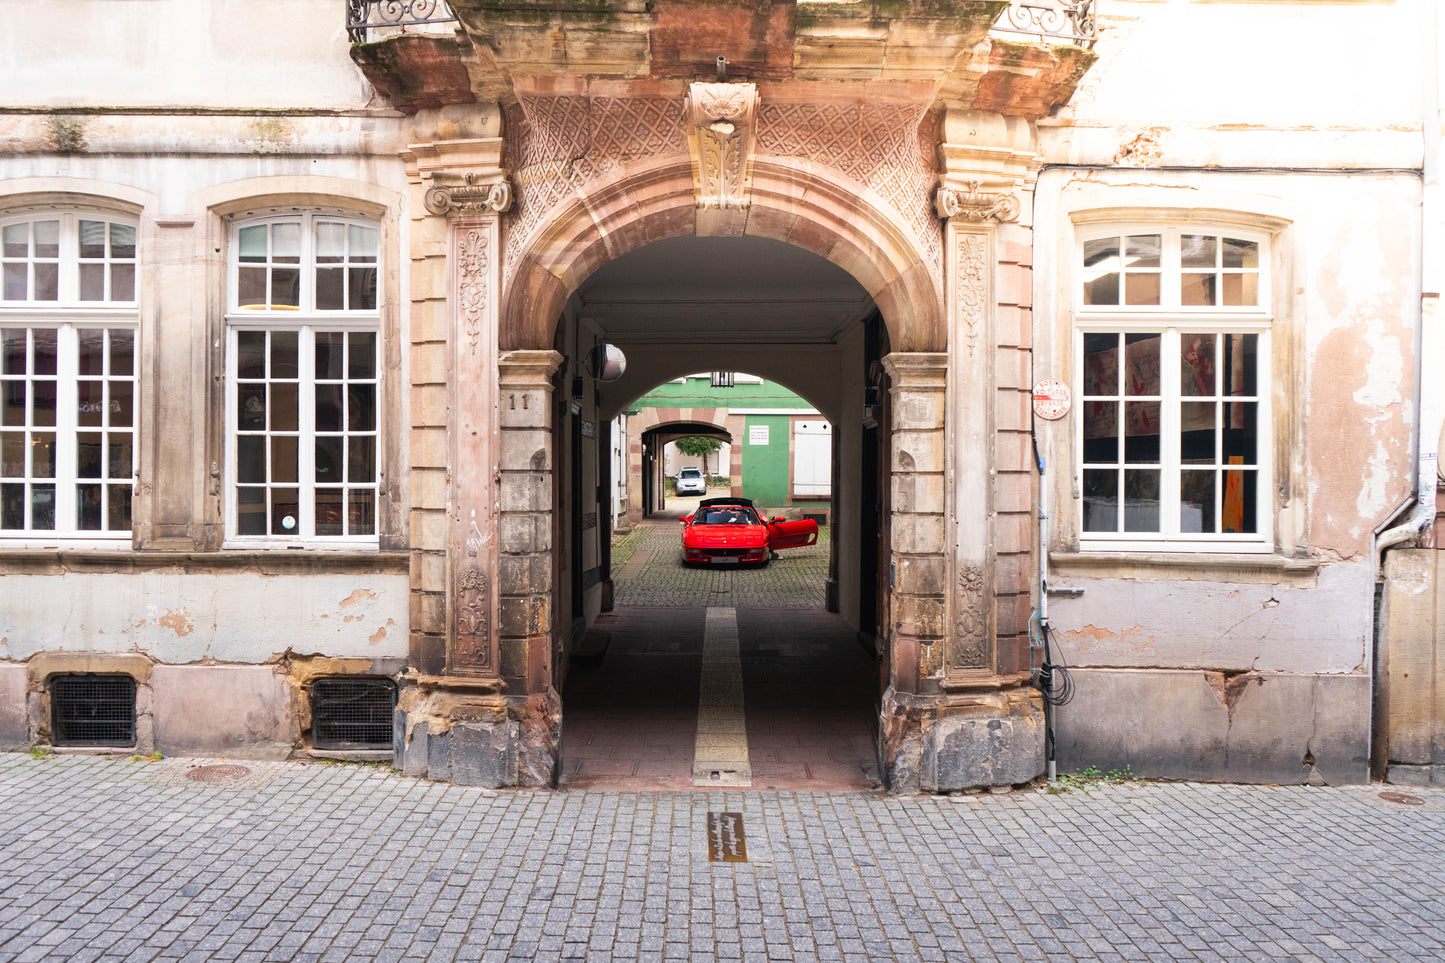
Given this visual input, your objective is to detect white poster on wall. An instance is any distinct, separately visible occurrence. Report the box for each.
[749,424,769,445]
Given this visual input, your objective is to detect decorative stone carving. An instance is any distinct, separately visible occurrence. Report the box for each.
[934,180,1020,223]
[955,234,988,354]
[952,565,990,670]
[424,175,513,217]
[456,229,489,354]
[685,82,759,210]
[454,567,491,670]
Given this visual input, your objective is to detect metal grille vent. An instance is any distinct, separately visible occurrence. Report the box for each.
[51,675,136,747]
[312,678,395,750]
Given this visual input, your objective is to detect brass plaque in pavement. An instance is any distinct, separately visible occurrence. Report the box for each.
[706,811,747,862]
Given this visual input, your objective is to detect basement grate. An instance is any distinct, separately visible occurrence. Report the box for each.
[312,678,395,750]
[51,675,136,747]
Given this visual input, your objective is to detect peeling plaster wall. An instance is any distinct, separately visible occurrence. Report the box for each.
[0,572,409,664]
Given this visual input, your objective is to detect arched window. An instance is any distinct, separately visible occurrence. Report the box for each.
[225,213,380,543]
[1074,226,1272,551]
[1,212,138,538]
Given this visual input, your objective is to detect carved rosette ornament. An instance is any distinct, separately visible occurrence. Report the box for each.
[456,230,488,353]
[952,566,990,670]
[423,176,513,218]
[454,567,491,670]
[935,180,1020,223]
[684,83,759,211]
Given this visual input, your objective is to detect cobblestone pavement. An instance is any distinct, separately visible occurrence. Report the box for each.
[611,507,829,609]
[2,754,1444,962]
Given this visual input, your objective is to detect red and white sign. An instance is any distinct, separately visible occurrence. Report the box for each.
[1032,378,1072,421]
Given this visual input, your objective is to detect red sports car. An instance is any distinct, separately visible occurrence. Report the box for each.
[679,497,819,567]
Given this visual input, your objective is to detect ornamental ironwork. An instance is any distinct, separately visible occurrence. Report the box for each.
[992,0,1098,48]
[346,0,457,44]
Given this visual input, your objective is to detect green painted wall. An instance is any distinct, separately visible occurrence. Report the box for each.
[634,376,810,410]
[741,414,790,508]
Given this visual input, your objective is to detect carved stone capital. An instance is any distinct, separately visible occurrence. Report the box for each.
[685,82,759,212]
[424,176,513,217]
[935,181,1020,223]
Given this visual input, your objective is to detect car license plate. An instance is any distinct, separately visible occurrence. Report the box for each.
[711,557,739,564]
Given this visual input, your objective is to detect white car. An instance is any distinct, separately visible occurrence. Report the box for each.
[675,466,707,496]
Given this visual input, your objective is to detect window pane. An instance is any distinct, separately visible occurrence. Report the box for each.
[1180,470,1215,534]
[272,489,300,535]
[271,268,301,308]
[348,332,376,379]
[1181,334,1215,396]
[1180,273,1214,307]
[78,483,103,530]
[1180,234,1216,268]
[33,434,56,477]
[315,487,343,536]
[2,383,24,427]
[1122,469,1160,532]
[33,263,58,301]
[236,331,266,379]
[315,222,346,263]
[108,435,132,479]
[31,483,55,530]
[272,223,301,263]
[1222,402,1258,464]
[315,268,344,310]
[2,330,25,375]
[79,264,105,301]
[111,378,132,431]
[110,331,134,378]
[271,436,298,484]
[1124,335,1160,395]
[32,330,57,376]
[237,435,266,484]
[79,220,106,259]
[1082,399,1117,453]
[78,381,103,426]
[2,224,26,258]
[350,491,376,536]
[1180,402,1215,465]
[1082,237,1119,306]
[78,330,104,376]
[315,384,343,432]
[1223,469,1258,534]
[1123,401,1160,463]
[78,432,103,477]
[1222,237,1258,269]
[111,264,135,302]
[3,264,26,300]
[1123,273,1160,306]
[1,433,21,475]
[348,436,376,482]
[1222,273,1257,307]
[315,436,343,483]
[33,221,59,258]
[270,331,298,378]
[237,384,266,430]
[1082,469,1118,533]
[1,483,21,528]
[32,381,56,428]
[110,223,136,260]
[238,225,268,262]
[1223,334,1258,396]
[348,267,377,310]
[108,485,132,532]
[315,332,344,379]
[1125,234,1160,268]
[237,267,267,309]
[236,486,266,535]
[348,385,376,431]
[349,224,378,259]
[270,383,298,432]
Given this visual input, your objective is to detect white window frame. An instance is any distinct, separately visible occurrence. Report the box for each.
[0,211,138,545]
[223,212,381,548]
[1074,225,1274,553]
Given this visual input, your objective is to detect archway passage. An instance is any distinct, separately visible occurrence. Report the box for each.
[554,237,890,790]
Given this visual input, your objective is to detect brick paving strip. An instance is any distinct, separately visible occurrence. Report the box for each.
[3,757,1445,962]
[693,606,751,788]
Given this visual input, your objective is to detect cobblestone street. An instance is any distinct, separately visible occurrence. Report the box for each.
[2,755,1443,962]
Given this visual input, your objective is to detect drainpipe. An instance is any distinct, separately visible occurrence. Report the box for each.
[1376,1,1442,571]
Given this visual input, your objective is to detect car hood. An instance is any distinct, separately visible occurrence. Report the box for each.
[683,525,769,548]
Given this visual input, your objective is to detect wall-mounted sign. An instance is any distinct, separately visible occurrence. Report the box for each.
[581,420,596,438]
[748,424,769,445]
[1032,378,1071,421]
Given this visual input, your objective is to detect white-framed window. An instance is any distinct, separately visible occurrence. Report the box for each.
[1,212,138,539]
[225,213,379,545]
[1075,227,1272,552]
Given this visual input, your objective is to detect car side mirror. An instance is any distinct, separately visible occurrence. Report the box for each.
[680,515,692,524]
[770,516,784,524]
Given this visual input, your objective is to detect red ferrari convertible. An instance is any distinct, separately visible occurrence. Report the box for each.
[679,497,818,567]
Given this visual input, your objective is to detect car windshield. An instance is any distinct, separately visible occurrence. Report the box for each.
[694,507,760,525]
[680,468,701,476]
